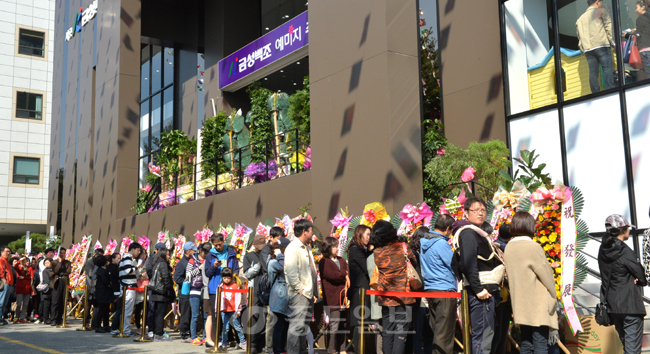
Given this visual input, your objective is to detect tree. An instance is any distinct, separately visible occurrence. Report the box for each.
[8,233,49,255]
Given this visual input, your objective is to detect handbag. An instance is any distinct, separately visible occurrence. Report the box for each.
[402,243,423,291]
[36,282,49,292]
[595,283,612,326]
[0,268,5,291]
[149,264,165,295]
[369,266,379,290]
[624,35,634,63]
[340,275,350,309]
[630,37,643,69]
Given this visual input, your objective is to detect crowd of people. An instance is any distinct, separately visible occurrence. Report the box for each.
[0,196,646,354]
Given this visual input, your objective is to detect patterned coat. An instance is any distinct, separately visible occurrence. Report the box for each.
[374,241,417,306]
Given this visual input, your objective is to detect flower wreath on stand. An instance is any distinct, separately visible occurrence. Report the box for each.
[104,238,118,255]
[396,203,434,238]
[330,208,353,257]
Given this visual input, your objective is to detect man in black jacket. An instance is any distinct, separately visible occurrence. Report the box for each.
[258,226,284,352]
[174,242,197,342]
[81,248,104,328]
[243,234,267,354]
[457,197,501,354]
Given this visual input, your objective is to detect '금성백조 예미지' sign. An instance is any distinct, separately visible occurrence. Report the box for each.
[218,11,308,90]
[65,0,98,41]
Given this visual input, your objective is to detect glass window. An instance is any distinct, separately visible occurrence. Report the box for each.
[151,93,161,150]
[164,48,174,87]
[563,94,629,231]
[18,29,44,57]
[139,157,149,188]
[508,109,564,181]
[163,86,174,133]
[504,0,557,114]
[16,91,43,120]
[619,0,650,83]
[560,0,618,99]
[262,0,308,33]
[140,101,149,157]
[625,85,650,228]
[151,45,162,93]
[13,157,40,184]
[141,45,150,101]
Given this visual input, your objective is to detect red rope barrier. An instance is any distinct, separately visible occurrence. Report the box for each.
[127,287,145,291]
[366,290,461,298]
[221,288,249,294]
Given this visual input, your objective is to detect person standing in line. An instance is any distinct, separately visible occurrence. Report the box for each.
[0,246,14,325]
[371,220,417,354]
[492,224,513,354]
[503,212,558,354]
[456,197,502,354]
[50,248,72,327]
[285,219,319,354]
[175,241,196,342]
[29,256,40,322]
[319,237,349,354]
[260,226,284,352]
[219,267,247,351]
[420,214,456,354]
[92,254,112,333]
[409,227,433,354]
[576,0,615,92]
[35,248,55,324]
[598,214,647,354]
[243,234,268,354]
[39,258,54,325]
[144,242,165,337]
[110,242,142,335]
[347,224,372,354]
[150,248,174,342]
[269,237,292,354]
[82,248,104,329]
[366,252,383,354]
[13,257,32,323]
[187,242,209,345]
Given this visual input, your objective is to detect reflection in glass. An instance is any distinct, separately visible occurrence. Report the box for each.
[163,87,174,133]
[151,93,161,151]
[504,0,556,114]
[261,0,308,33]
[625,85,650,228]
[152,45,162,93]
[139,157,149,188]
[563,94,628,231]
[561,0,618,99]
[141,46,150,101]
[164,47,174,87]
[620,0,650,82]
[140,101,149,157]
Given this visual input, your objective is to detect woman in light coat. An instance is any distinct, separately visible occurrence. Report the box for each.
[268,237,291,354]
[504,212,557,354]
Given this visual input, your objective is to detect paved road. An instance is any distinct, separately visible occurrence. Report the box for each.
[0,317,248,354]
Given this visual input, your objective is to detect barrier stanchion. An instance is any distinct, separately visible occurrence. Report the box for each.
[56,285,71,328]
[113,285,130,338]
[461,290,471,354]
[206,286,223,353]
[246,287,253,354]
[134,286,151,342]
[359,288,366,354]
[76,288,91,331]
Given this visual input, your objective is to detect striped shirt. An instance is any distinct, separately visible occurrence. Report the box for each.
[118,253,138,286]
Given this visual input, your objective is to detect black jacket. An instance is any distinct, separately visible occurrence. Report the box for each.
[598,237,647,315]
[107,263,121,297]
[457,228,500,294]
[95,267,113,304]
[259,242,271,275]
[150,259,175,303]
[173,255,190,298]
[348,243,371,290]
[41,269,52,299]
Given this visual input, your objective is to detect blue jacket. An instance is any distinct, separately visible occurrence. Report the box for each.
[421,231,456,291]
[268,253,290,316]
[204,246,239,295]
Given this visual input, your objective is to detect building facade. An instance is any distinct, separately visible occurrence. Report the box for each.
[48,0,425,244]
[0,0,54,239]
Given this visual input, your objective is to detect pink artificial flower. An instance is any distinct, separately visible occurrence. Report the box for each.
[141,184,152,192]
[148,162,161,176]
[436,148,445,155]
[461,166,476,183]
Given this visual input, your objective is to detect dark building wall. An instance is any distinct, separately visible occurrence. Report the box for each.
[51,0,425,244]
[437,0,506,148]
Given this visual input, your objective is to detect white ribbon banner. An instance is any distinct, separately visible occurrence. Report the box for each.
[561,194,583,335]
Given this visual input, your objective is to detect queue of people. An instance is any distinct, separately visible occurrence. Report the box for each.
[0,201,645,354]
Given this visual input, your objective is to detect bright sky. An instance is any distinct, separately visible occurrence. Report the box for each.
[420,0,438,42]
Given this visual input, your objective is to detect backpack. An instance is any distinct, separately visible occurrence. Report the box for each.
[257,273,271,305]
[451,225,506,287]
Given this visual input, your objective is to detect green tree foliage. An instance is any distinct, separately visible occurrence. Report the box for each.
[247,82,274,162]
[499,149,553,192]
[423,140,511,204]
[200,111,229,178]
[288,76,310,144]
[8,233,48,255]
[420,28,441,126]
[157,130,197,175]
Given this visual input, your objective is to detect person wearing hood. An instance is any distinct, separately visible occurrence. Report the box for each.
[244,234,268,354]
[268,237,291,354]
[420,214,455,354]
[598,214,647,354]
[504,212,557,354]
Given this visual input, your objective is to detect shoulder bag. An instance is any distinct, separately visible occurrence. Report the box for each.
[369,266,379,290]
[630,36,643,70]
[149,263,165,295]
[402,243,423,291]
[595,282,612,326]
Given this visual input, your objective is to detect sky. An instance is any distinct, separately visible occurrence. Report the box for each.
[420,0,438,42]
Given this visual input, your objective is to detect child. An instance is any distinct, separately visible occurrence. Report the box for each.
[219,267,247,352]
[92,255,112,333]
[38,258,53,325]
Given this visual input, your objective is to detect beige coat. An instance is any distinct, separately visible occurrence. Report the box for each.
[284,238,319,300]
[504,236,558,330]
[576,6,614,52]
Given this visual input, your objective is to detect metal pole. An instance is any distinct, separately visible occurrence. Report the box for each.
[134,286,152,342]
[174,170,178,205]
[76,288,91,331]
[247,287,253,354]
[359,288,365,354]
[238,147,243,189]
[206,286,223,353]
[57,284,71,328]
[461,290,471,354]
[113,286,129,337]
[295,128,300,172]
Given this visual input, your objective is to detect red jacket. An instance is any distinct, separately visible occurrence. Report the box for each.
[0,257,14,286]
[14,265,32,294]
[318,256,348,309]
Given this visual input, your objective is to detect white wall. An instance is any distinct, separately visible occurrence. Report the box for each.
[0,0,54,230]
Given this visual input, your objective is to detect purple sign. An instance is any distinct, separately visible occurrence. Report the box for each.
[218,11,309,90]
